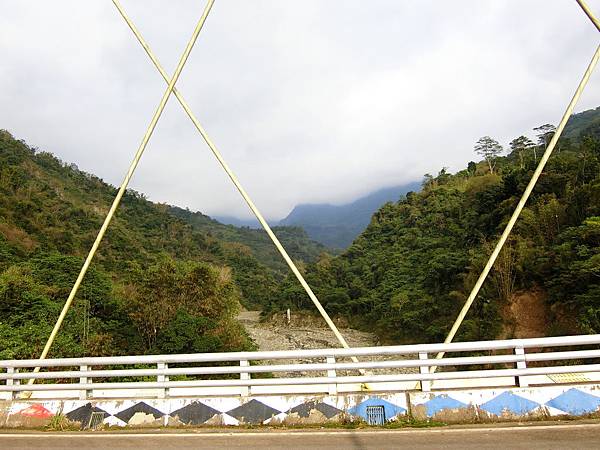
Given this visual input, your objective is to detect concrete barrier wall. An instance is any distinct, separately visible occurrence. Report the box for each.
[2,384,600,428]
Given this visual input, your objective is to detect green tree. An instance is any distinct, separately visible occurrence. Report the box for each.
[509,136,535,169]
[474,136,503,174]
[533,124,556,161]
[124,256,251,353]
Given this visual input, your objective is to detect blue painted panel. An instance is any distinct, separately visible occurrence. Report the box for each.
[546,388,600,416]
[480,391,539,416]
[348,397,406,421]
[423,395,467,417]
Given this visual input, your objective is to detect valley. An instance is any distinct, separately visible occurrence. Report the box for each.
[0,106,599,361]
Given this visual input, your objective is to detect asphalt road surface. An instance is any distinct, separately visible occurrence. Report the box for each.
[2,423,600,449]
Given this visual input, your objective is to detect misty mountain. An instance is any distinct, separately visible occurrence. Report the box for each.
[279,182,421,248]
[269,109,600,343]
[213,215,261,228]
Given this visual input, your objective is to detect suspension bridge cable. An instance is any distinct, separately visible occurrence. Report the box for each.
[111,0,358,358]
[435,42,600,365]
[576,0,600,32]
[27,0,216,385]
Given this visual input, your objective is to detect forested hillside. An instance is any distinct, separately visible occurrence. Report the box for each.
[168,206,328,274]
[268,109,600,344]
[2,105,599,359]
[0,130,327,359]
[564,106,600,141]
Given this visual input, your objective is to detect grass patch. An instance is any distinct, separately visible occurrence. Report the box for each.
[45,413,79,431]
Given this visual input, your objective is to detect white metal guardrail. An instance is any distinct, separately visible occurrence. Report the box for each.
[1,334,599,400]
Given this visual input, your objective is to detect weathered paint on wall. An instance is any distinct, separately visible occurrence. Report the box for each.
[1,384,599,428]
[3,401,61,428]
[410,385,600,422]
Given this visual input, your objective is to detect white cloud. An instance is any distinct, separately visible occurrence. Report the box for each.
[1,0,599,219]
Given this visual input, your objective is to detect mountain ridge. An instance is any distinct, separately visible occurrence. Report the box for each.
[0,129,327,308]
[268,107,600,344]
[279,182,421,248]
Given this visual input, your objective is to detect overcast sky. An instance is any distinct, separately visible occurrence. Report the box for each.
[1,1,599,220]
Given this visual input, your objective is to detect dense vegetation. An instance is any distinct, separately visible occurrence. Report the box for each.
[563,106,600,141]
[268,109,600,344]
[2,106,599,359]
[168,206,328,274]
[0,130,326,358]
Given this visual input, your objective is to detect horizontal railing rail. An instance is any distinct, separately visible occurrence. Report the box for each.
[2,349,600,380]
[3,334,600,368]
[1,334,599,399]
[1,364,600,390]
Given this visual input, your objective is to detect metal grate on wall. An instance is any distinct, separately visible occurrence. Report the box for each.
[86,412,105,430]
[365,405,386,425]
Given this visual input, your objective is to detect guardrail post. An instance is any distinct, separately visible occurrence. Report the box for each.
[79,365,91,400]
[157,362,169,398]
[240,360,250,396]
[326,356,337,395]
[419,352,431,392]
[6,367,17,400]
[514,346,528,387]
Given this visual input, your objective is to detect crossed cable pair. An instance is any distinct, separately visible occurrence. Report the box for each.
[25,0,600,386]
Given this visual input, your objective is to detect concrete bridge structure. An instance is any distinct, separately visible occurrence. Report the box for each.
[2,1,600,439]
[2,334,600,428]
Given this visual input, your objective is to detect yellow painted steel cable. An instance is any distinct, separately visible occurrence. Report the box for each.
[28,0,215,383]
[434,43,600,367]
[111,0,358,360]
[577,0,600,32]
